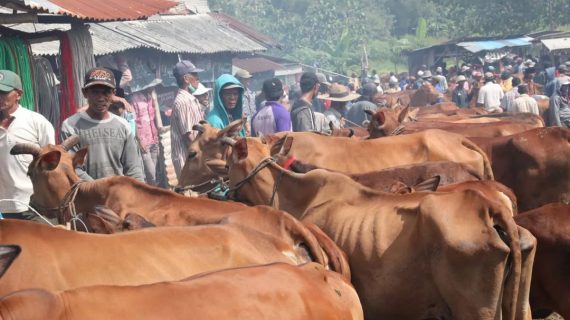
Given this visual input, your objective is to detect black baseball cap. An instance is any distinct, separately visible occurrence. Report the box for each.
[83,67,116,89]
[300,72,319,93]
[262,78,284,101]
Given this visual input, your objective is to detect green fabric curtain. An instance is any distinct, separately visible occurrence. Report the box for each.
[0,37,36,110]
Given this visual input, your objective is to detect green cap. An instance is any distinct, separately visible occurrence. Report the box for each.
[0,70,22,92]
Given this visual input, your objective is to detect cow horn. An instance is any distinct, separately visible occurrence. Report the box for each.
[220,137,237,146]
[192,124,205,134]
[10,143,41,157]
[61,135,80,151]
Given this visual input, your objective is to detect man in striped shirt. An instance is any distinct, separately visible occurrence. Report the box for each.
[170,60,204,179]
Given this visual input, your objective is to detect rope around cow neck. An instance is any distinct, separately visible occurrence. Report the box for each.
[228,156,283,207]
[28,181,88,232]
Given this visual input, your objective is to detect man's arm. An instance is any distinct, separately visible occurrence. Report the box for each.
[548,97,562,127]
[121,130,145,181]
[274,106,292,132]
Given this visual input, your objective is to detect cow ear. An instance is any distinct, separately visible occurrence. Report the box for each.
[279,137,294,156]
[86,213,118,234]
[73,148,88,168]
[218,118,245,138]
[398,105,410,123]
[0,245,21,278]
[38,150,62,171]
[124,213,156,230]
[233,138,248,161]
[412,175,441,192]
[374,112,386,127]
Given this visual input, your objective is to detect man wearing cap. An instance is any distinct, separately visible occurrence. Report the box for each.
[291,72,321,132]
[452,75,469,108]
[169,60,205,179]
[322,83,360,129]
[129,79,162,186]
[61,67,144,181]
[234,69,256,131]
[193,83,212,115]
[477,72,504,113]
[206,74,246,135]
[545,64,570,98]
[0,70,55,221]
[314,73,331,112]
[434,67,448,93]
[346,82,378,126]
[251,78,291,137]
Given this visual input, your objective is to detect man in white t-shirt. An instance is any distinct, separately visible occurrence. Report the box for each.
[477,72,504,113]
[0,70,55,222]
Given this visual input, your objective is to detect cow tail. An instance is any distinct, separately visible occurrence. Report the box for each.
[282,214,327,268]
[493,206,522,320]
[461,138,494,180]
[303,223,352,283]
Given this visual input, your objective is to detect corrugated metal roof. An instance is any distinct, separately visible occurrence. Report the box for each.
[541,38,570,52]
[457,37,532,53]
[233,57,285,74]
[11,0,177,21]
[209,12,280,49]
[9,14,267,55]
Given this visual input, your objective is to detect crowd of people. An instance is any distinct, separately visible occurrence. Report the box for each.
[1,53,569,221]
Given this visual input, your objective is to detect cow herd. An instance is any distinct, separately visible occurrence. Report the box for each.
[1,102,569,319]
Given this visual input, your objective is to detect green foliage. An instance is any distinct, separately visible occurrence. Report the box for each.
[208,0,567,74]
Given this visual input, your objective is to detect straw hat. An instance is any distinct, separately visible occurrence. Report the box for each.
[319,83,360,102]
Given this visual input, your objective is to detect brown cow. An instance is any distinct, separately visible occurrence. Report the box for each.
[10,136,247,228]
[367,107,543,139]
[274,153,481,192]
[471,127,570,211]
[265,129,494,179]
[409,83,448,107]
[224,137,535,320]
[0,207,330,296]
[178,119,245,193]
[515,203,570,319]
[0,250,363,320]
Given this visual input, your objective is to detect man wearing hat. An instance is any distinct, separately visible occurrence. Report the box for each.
[193,83,212,115]
[545,64,570,97]
[169,60,205,179]
[61,67,144,181]
[0,70,55,221]
[477,72,504,113]
[251,78,291,137]
[452,75,469,108]
[234,69,256,131]
[321,83,360,129]
[291,72,321,132]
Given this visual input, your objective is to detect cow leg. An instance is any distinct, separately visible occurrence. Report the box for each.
[503,226,536,320]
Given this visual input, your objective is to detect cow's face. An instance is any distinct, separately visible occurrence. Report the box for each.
[225,138,275,205]
[11,136,85,210]
[366,108,402,138]
[178,119,245,192]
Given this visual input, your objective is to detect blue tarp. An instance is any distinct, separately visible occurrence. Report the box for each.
[457,37,533,53]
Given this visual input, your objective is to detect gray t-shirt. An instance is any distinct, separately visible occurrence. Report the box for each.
[61,112,144,181]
